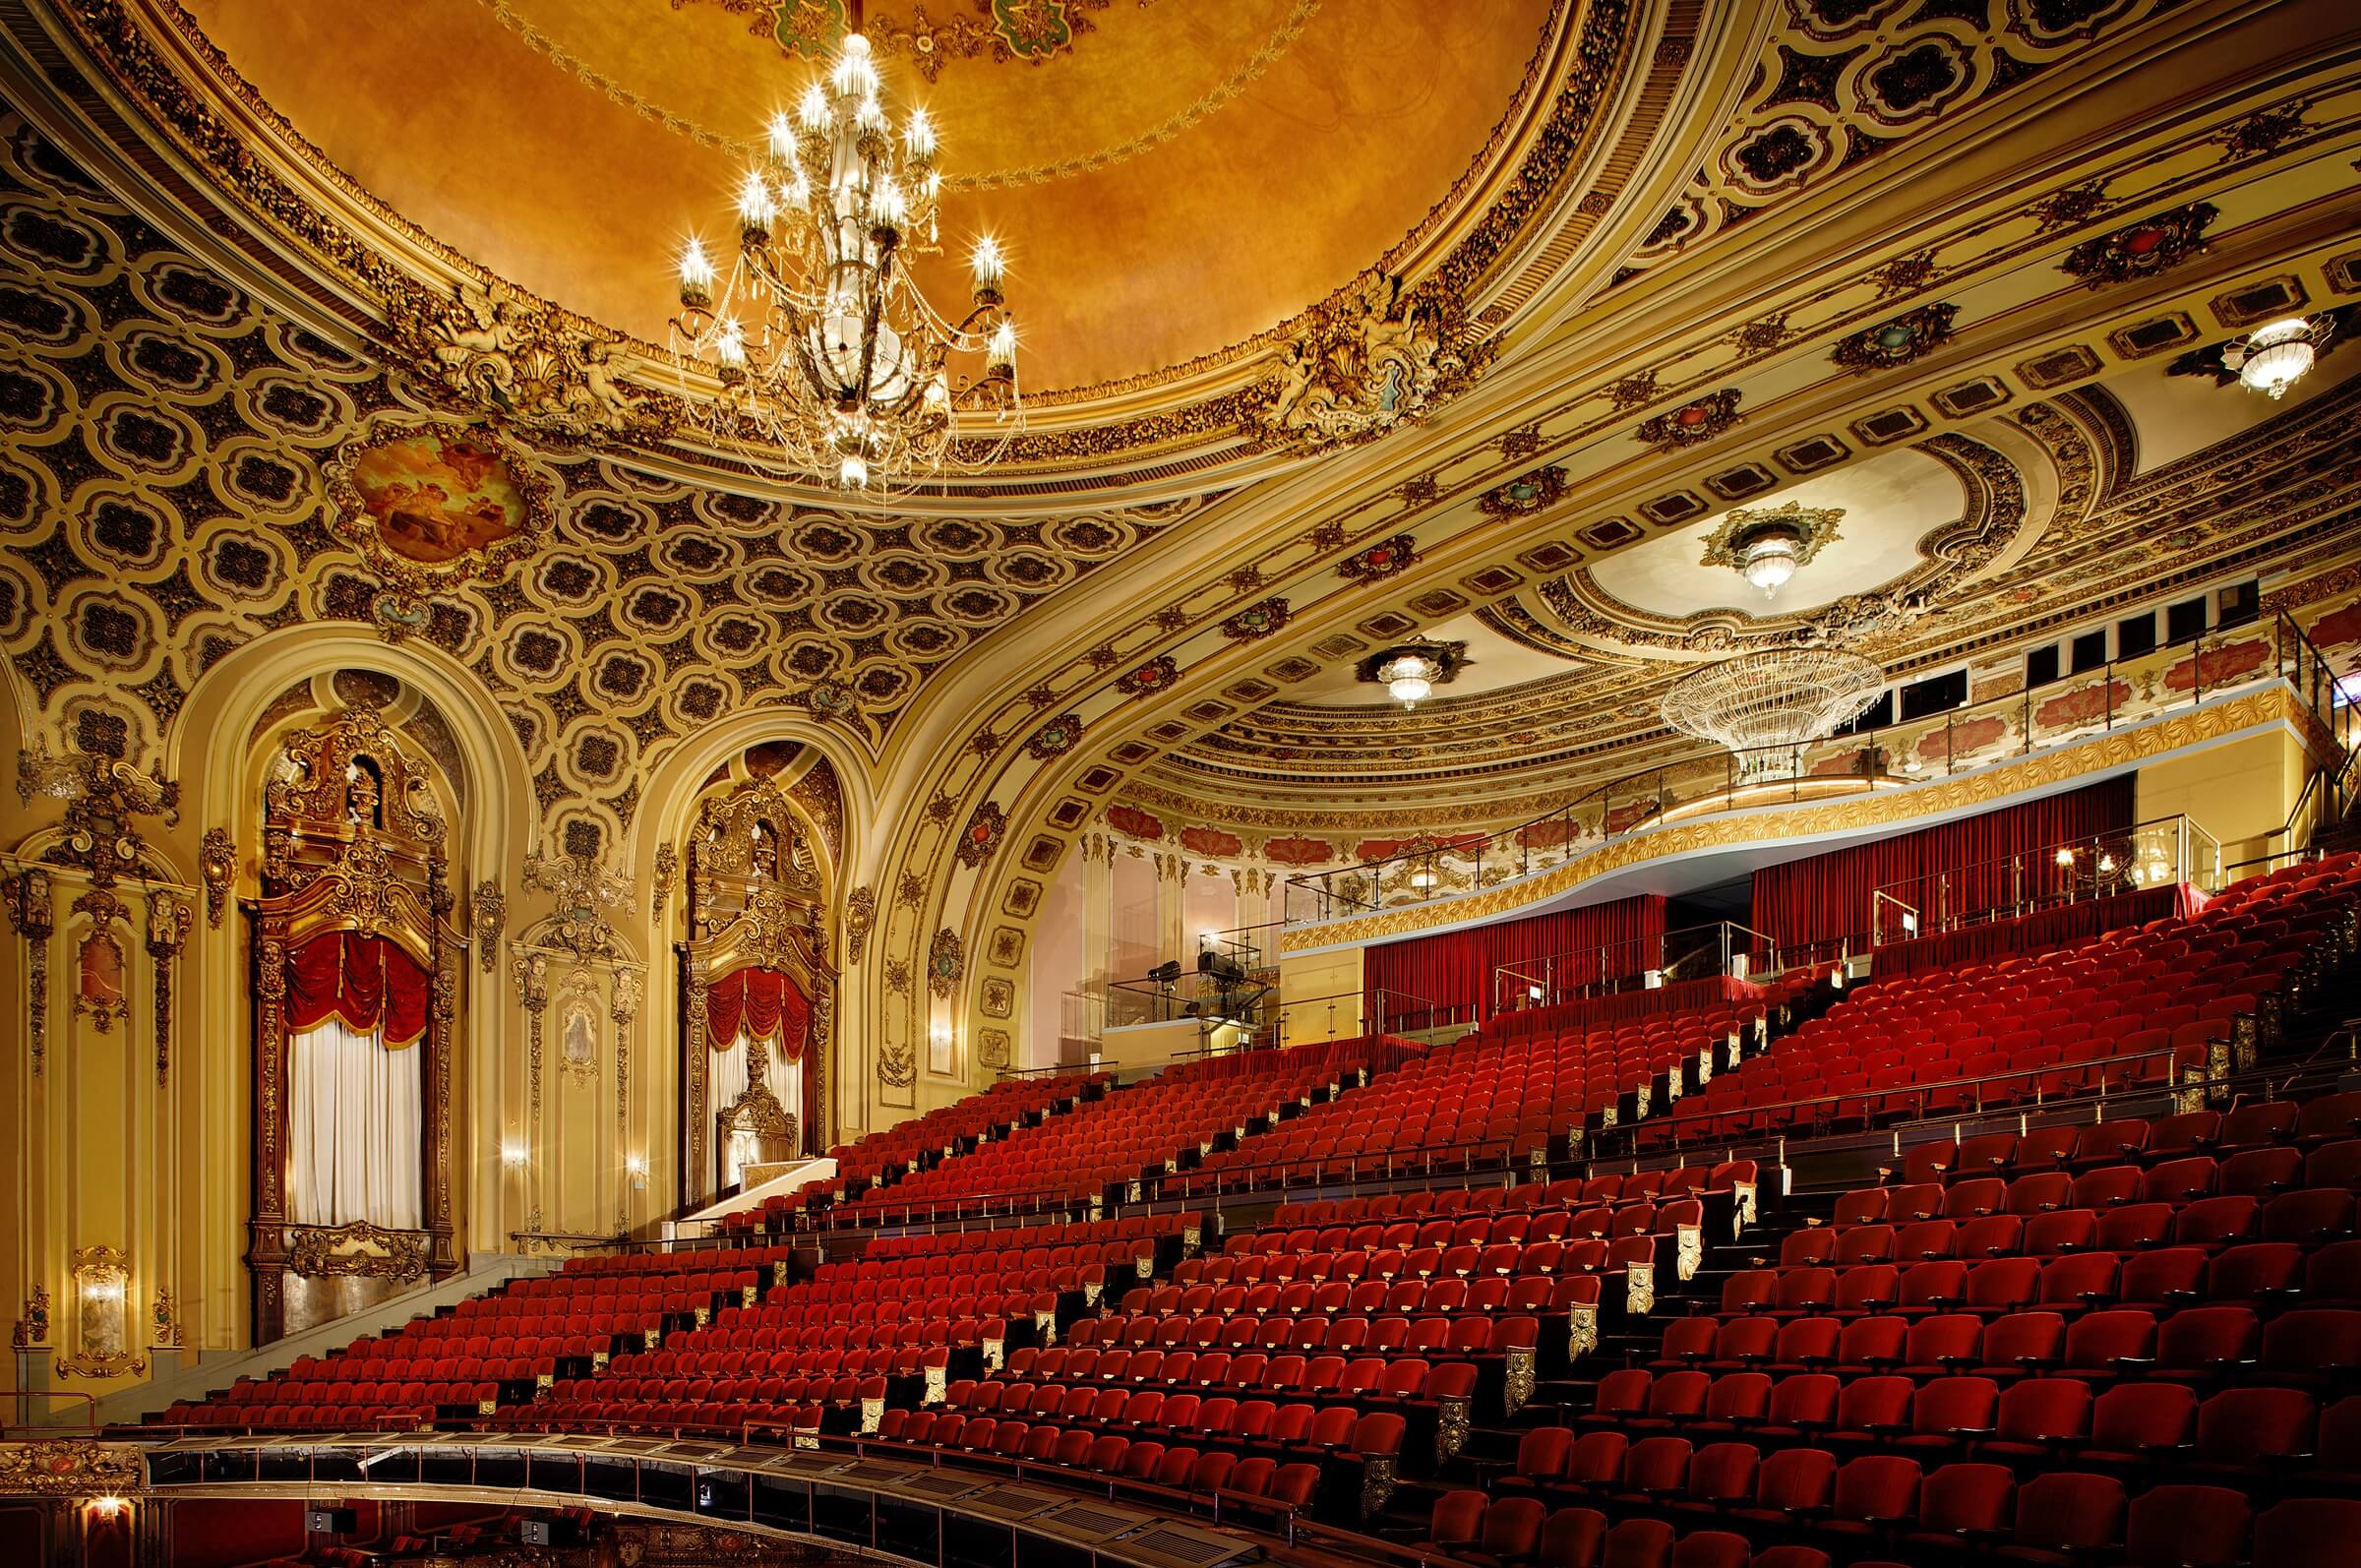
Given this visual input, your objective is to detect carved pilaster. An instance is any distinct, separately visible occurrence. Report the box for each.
[199,828,235,929]
[614,968,639,1232]
[144,891,191,1085]
[514,950,550,1142]
[5,871,54,1076]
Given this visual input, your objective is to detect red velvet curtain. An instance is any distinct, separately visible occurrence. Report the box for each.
[705,966,812,1058]
[1748,778,2138,952]
[1365,894,1667,1024]
[283,932,432,1046]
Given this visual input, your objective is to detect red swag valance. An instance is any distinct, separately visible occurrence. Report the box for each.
[706,966,811,1059]
[284,932,432,1047]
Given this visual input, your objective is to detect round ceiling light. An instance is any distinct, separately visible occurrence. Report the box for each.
[1702,503,1843,604]
[1358,639,1468,710]
[1737,522,1806,597]
[1376,650,1437,708]
[2230,316,2322,399]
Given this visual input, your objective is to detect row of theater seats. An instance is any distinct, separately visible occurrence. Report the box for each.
[157,1244,788,1428]
[1881,1100,2358,1186]
[1180,1005,1770,1192]
[1660,864,2358,1146]
[1417,1479,2358,1568]
[501,1217,1191,1435]
[832,1039,1394,1221]
[995,1347,1467,1412]
[869,1422,1331,1529]
[1578,1364,2357,1476]
[775,1073,1104,1222]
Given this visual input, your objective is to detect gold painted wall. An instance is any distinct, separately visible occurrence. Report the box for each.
[1277,947,1364,1046]
[2136,728,2315,876]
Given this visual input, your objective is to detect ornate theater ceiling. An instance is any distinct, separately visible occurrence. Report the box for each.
[5,0,2361,1106]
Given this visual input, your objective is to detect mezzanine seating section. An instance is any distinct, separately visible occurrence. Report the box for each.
[1181,1004,1772,1193]
[838,1037,1401,1220]
[753,1071,1106,1227]
[1663,859,2361,1149]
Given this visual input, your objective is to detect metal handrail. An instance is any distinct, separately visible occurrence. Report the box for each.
[1179,1044,2196,1202]
[2,1389,99,1436]
[1493,921,1786,1015]
[1866,814,2218,946]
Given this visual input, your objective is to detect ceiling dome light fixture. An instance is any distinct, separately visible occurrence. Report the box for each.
[1661,648,1885,780]
[664,24,1022,492]
[2227,316,2328,399]
[1737,520,1805,598]
[1359,639,1469,710]
[1702,502,1844,603]
[1377,649,1437,708]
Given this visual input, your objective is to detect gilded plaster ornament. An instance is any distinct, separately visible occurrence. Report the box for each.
[471,877,506,972]
[1255,273,1485,450]
[383,277,683,443]
[199,827,235,928]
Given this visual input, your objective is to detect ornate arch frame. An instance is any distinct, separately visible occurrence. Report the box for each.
[679,777,836,1203]
[245,707,463,1343]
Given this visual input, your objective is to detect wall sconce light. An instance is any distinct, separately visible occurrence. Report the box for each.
[501,1141,530,1169]
[87,1497,127,1523]
[929,1023,952,1047]
[2054,846,2076,867]
[625,1152,648,1190]
[1198,931,1221,948]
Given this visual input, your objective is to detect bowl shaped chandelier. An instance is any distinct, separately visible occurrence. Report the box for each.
[665,29,1021,492]
[2224,315,2331,400]
[1661,648,1885,777]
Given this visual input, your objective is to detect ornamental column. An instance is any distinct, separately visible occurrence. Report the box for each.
[1079,833,1115,1056]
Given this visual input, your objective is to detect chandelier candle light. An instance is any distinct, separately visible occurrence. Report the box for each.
[667,29,1021,491]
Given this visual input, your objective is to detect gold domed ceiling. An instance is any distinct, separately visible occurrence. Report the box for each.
[177,0,1555,394]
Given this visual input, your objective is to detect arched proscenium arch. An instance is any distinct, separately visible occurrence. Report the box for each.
[173,630,532,1345]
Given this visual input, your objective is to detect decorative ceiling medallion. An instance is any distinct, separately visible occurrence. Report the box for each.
[1114,654,1181,697]
[2058,202,2218,288]
[1336,535,1420,584]
[1220,598,1294,641]
[1478,466,1568,518]
[1637,390,1743,448]
[1254,273,1488,451]
[52,0,1629,473]
[1024,711,1085,760]
[1831,302,1960,374]
[325,420,553,621]
[926,927,964,998]
[1355,639,1470,707]
[684,0,1123,80]
[954,801,1007,868]
[1701,502,1845,595]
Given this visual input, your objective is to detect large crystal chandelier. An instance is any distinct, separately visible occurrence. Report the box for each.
[1661,649,1885,780]
[666,29,1021,491]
